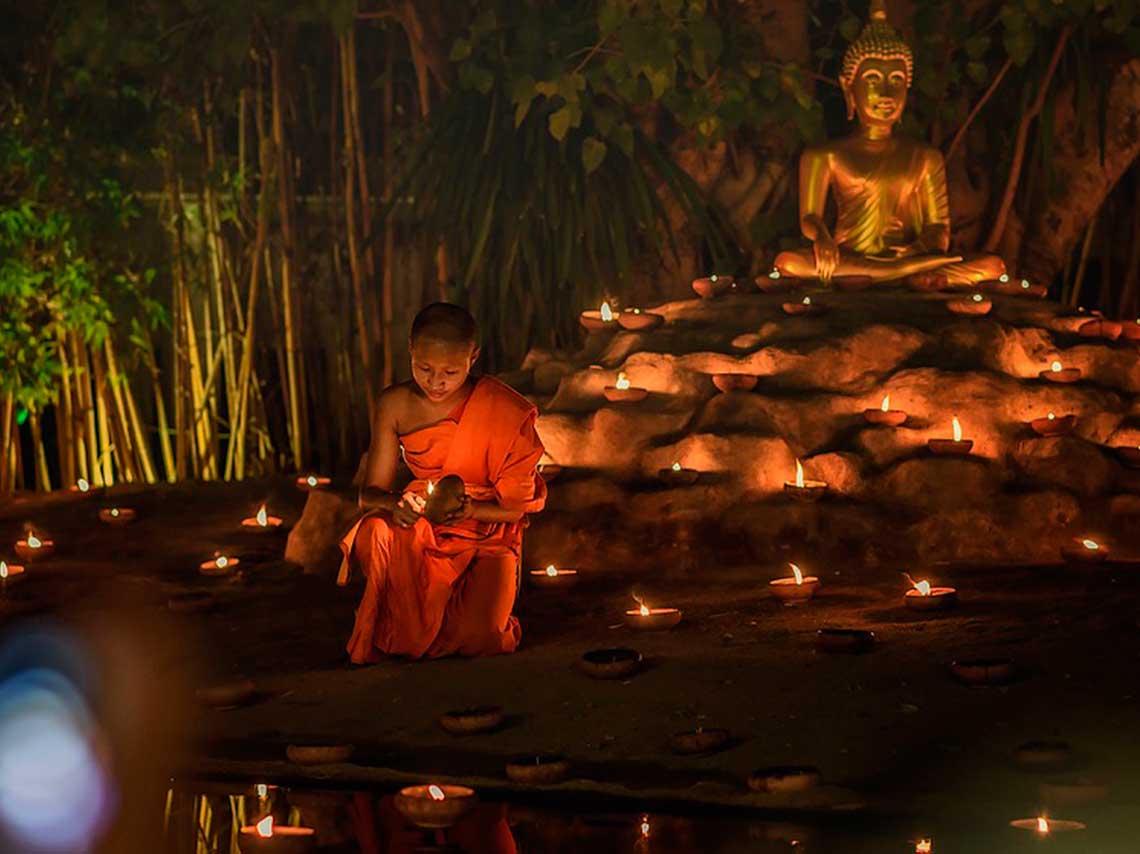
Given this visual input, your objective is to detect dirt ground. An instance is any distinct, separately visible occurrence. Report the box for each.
[2,475,1139,833]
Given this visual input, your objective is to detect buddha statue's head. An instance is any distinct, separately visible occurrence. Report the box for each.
[839,0,914,130]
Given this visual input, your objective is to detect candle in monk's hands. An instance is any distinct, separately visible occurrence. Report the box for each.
[1040,359,1081,383]
[783,459,827,500]
[904,573,957,611]
[14,531,53,562]
[242,504,283,532]
[580,300,617,331]
[927,415,973,455]
[296,474,330,491]
[864,393,907,426]
[529,563,579,589]
[769,563,820,603]
[624,597,682,630]
[99,506,136,525]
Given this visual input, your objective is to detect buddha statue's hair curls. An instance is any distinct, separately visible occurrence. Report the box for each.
[840,0,914,89]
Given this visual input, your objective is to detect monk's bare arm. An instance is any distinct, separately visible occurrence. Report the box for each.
[358,388,404,512]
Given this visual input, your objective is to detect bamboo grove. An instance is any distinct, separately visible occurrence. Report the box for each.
[4,1,1140,496]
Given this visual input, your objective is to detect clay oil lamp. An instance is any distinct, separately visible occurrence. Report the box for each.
[658,460,699,486]
[14,531,53,562]
[296,474,330,491]
[1116,445,1140,467]
[603,371,648,403]
[693,273,736,298]
[987,273,1047,298]
[167,591,217,613]
[394,784,477,829]
[769,563,820,604]
[1121,318,1140,341]
[439,705,504,736]
[1040,360,1081,384]
[1009,816,1085,834]
[783,459,827,501]
[904,574,957,611]
[1029,412,1076,437]
[864,394,907,427]
[529,563,579,590]
[914,839,933,854]
[242,504,283,533]
[748,766,821,794]
[755,269,793,293]
[286,743,355,765]
[816,628,875,654]
[782,295,824,316]
[577,648,642,679]
[580,300,617,332]
[712,373,758,393]
[1078,318,1122,340]
[618,307,664,331]
[70,478,92,494]
[423,475,466,524]
[947,293,992,316]
[624,597,682,631]
[950,657,1015,686]
[669,726,731,756]
[98,506,136,525]
[832,275,874,292]
[1061,537,1109,564]
[927,415,973,456]
[238,816,316,854]
[505,754,570,785]
[0,561,27,588]
[1014,740,1073,772]
[199,554,240,576]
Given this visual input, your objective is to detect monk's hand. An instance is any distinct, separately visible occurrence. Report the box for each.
[393,491,424,528]
[813,236,840,285]
[441,495,474,524]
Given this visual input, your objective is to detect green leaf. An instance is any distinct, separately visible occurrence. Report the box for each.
[535,80,560,98]
[549,105,573,141]
[581,137,607,174]
[644,66,673,99]
[450,38,472,62]
[967,61,988,85]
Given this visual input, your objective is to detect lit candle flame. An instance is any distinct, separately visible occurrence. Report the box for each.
[600,301,614,322]
[952,416,962,443]
[256,816,274,838]
[999,273,1010,283]
[1021,279,1031,289]
[428,784,446,801]
[1051,360,1062,373]
[1036,816,1049,835]
[615,372,631,390]
[790,563,804,585]
[545,564,558,577]
[794,459,804,488]
[77,478,89,492]
[0,562,7,580]
[640,603,651,616]
[710,274,718,282]
[905,573,932,596]
[426,481,435,495]
[671,461,681,471]
[1082,539,1099,551]
[306,475,317,487]
[972,293,984,302]
[802,296,812,305]
[256,784,268,799]
[215,556,228,569]
[769,270,780,279]
[640,815,650,838]
[110,508,120,517]
[27,533,41,549]
[256,505,268,526]
[881,394,890,412]
[915,840,933,854]
[1047,412,1056,420]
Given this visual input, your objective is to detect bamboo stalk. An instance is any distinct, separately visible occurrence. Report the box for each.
[381,25,396,388]
[72,331,103,485]
[0,393,13,495]
[56,340,76,486]
[90,345,117,486]
[141,327,176,482]
[97,343,140,483]
[106,338,158,484]
[29,407,51,492]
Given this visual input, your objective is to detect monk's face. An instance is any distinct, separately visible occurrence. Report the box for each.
[847,58,908,128]
[409,337,478,402]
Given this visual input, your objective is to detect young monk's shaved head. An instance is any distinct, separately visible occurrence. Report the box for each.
[410,302,477,349]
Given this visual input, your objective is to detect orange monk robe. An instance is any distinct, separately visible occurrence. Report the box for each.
[339,376,546,663]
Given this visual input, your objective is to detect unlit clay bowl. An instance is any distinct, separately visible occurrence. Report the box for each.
[286,744,355,765]
[505,754,570,785]
[712,373,758,393]
[439,705,504,735]
[669,728,731,756]
[577,648,642,680]
[817,628,875,654]
[748,766,821,794]
[950,657,1015,685]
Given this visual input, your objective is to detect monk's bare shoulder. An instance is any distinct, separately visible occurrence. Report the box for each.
[375,382,418,433]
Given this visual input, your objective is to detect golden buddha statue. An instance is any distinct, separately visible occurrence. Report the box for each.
[774,0,1005,286]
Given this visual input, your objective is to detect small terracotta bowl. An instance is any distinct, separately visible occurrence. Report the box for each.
[528,567,579,589]
[579,311,617,332]
[927,439,973,456]
[623,608,682,631]
[1030,415,1076,437]
[237,825,315,854]
[287,744,355,765]
[505,754,570,785]
[602,386,649,403]
[816,628,875,654]
[864,409,907,427]
[947,296,992,315]
[658,467,699,487]
[782,300,825,316]
[14,539,54,562]
[950,657,1015,685]
[99,507,136,525]
[394,784,477,829]
[618,310,664,331]
[1077,319,1122,341]
[577,648,642,680]
[905,587,957,611]
[693,276,736,298]
[439,705,504,736]
[769,577,820,604]
[199,557,240,577]
[782,482,827,502]
[748,766,821,794]
[669,728,731,756]
[755,273,794,293]
[1061,541,1109,564]
[712,373,758,393]
[1039,367,1081,384]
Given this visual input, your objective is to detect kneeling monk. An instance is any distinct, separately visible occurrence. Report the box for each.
[338,302,546,663]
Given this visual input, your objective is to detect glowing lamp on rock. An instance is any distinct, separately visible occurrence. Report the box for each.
[14,531,53,562]
[296,474,330,491]
[782,295,824,315]
[616,372,630,391]
[603,371,648,403]
[624,597,682,630]
[242,503,283,532]
[928,415,973,456]
[1061,536,1110,564]
[1040,360,1081,383]
[257,817,274,839]
[904,573,957,611]
[769,562,820,603]
[580,300,618,331]
[238,814,315,852]
[1009,815,1085,834]
[0,561,26,586]
[864,393,907,426]
[658,460,699,485]
[528,562,579,589]
[947,292,992,315]
[783,459,827,501]
[200,554,240,576]
[99,506,136,525]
